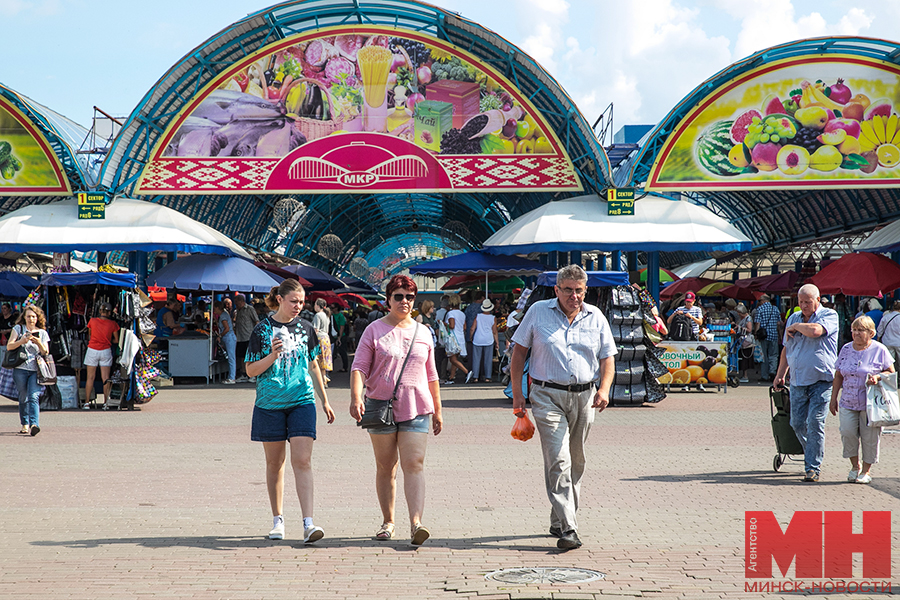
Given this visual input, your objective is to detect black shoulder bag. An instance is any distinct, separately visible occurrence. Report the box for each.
[2,326,28,369]
[357,323,419,429]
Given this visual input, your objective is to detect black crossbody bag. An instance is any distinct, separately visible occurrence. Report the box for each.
[357,323,419,429]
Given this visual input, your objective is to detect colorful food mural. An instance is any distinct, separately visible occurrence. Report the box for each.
[647,55,900,191]
[0,97,70,195]
[136,26,581,195]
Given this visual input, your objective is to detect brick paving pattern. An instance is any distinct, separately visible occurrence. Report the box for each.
[1,372,898,599]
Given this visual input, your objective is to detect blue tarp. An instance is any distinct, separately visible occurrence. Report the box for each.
[41,272,137,288]
[536,271,629,287]
[409,251,544,276]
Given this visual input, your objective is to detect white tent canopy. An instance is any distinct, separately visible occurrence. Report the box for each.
[482,194,752,255]
[672,258,717,279]
[0,198,252,259]
[857,219,900,254]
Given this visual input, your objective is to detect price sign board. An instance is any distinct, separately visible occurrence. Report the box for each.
[78,192,106,220]
[607,187,634,216]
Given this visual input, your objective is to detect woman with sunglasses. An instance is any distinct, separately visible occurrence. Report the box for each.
[245,279,335,543]
[350,274,443,545]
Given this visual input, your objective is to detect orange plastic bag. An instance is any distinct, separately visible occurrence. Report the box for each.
[511,410,535,442]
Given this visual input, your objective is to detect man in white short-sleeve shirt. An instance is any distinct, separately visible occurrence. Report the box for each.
[510,264,616,550]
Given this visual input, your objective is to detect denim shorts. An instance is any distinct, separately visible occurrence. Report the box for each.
[368,414,431,435]
[251,402,316,441]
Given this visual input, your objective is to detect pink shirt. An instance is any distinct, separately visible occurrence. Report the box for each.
[352,320,438,422]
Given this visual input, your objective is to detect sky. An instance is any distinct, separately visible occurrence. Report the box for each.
[1,0,898,137]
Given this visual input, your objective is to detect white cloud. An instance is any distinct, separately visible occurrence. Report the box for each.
[517,0,570,73]
[0,0,27,14]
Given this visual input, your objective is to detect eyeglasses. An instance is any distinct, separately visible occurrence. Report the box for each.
[557,286,586,297]
[392,293,416,302]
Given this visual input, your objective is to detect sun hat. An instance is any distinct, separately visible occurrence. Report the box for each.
[736,304,748,314]
[481,299,494,312]
[725,298,737,308]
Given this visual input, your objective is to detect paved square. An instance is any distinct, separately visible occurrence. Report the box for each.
[2,373,898,599]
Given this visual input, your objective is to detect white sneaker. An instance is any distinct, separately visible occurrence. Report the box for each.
[303,525,324,544]
[236,376,249,383]
[248,377,257,383]
[856,473,872,484]
[848,469,858,482]
[269,516,284,540]
[223,379,236,385]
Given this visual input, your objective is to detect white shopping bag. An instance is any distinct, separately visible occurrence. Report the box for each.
[866,371,900,428]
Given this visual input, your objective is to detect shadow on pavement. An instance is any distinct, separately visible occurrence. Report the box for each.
[622,470,851,487]
[32,533,563,553]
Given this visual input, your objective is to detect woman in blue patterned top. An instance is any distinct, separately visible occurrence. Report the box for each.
[245,279,335,544]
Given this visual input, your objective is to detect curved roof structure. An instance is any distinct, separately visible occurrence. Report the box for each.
[627,36,900,261]
[99,0,611,277]
[0,82,99,213]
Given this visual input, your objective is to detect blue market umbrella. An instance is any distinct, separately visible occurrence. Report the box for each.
[0,279,30,298]
[147,255,282,292]
[279,264,345,291]
[0,271,39,290]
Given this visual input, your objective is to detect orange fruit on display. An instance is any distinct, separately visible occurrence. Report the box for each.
[697,377,709,384]
[708,363,728,384]
[658,373,673,384]
[667,359,688,373]
[672,369,691,385]
[686,365,705,382]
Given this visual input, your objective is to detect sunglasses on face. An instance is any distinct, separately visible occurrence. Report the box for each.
[392,293,416,302]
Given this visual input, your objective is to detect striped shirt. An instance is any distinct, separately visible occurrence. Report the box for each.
[511,298,617,385]
[755,302,781,339]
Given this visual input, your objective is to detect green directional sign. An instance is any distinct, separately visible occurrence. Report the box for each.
[607,187,634,216]
[78,192,106,220]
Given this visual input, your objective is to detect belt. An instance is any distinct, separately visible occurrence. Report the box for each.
[531,378,593,393]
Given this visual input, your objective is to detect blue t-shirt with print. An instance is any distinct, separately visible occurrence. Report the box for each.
[246,316,320,410]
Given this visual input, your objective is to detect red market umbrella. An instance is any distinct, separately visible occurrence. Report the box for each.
[660,277,717,299]
[308,291,350,309]
[807,252,900,296]
[253,261,312,287]
[718,284,763,301]
[337,292,368,305]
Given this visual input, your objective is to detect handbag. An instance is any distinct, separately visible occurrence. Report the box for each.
[755,325,768,341]
[358,323,419,429]
[2,326,27,369]
[866,371,900,428]
[36,353,57,386]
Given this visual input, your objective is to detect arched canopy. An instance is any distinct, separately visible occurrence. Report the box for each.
[99,0,611,278]
[627,37,900,257]
[0,82,98,212]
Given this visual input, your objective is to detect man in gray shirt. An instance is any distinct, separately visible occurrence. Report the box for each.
[774,284,838,482]
[233,294,259,382]
[510,265,616,550]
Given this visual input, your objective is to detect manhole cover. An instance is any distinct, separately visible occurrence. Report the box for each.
[485,567,605,584]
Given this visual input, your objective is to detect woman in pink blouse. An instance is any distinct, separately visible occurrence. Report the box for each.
[829,316,895,484]
[350,274,443,545]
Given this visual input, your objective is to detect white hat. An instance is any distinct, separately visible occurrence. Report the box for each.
[868,298,883,310]
[481,299,494,312]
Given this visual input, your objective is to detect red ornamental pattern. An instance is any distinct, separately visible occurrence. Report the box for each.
[138,156,579,193]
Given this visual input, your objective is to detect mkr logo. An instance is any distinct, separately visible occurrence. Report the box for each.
[745,511,891,578]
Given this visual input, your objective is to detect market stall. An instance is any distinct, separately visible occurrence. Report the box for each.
[37,272,160,409]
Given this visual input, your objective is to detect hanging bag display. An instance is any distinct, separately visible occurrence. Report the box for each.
[2,326,28,369]
[358,323,419,429]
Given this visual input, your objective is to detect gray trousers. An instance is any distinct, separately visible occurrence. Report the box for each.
[530,384,595,534]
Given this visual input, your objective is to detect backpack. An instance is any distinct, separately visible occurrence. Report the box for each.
[670,312,694,341]
[754,325,767,341]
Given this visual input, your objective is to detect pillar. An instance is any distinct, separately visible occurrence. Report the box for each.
[548,251,559,270]
[627,251,638,272]
[611,251,622,272]
[96,252,107,267]
[569,250,582,268]
[648,251,661,304]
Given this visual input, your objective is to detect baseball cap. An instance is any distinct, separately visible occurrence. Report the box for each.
[685,291,696,300]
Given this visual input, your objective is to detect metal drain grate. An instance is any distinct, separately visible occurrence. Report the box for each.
[485,567,605,584]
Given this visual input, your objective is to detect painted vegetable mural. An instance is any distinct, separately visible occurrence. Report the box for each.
[647,57,900,190]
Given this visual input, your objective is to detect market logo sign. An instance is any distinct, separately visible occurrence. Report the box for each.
[134,25,581,195]
[647,54,900,191]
